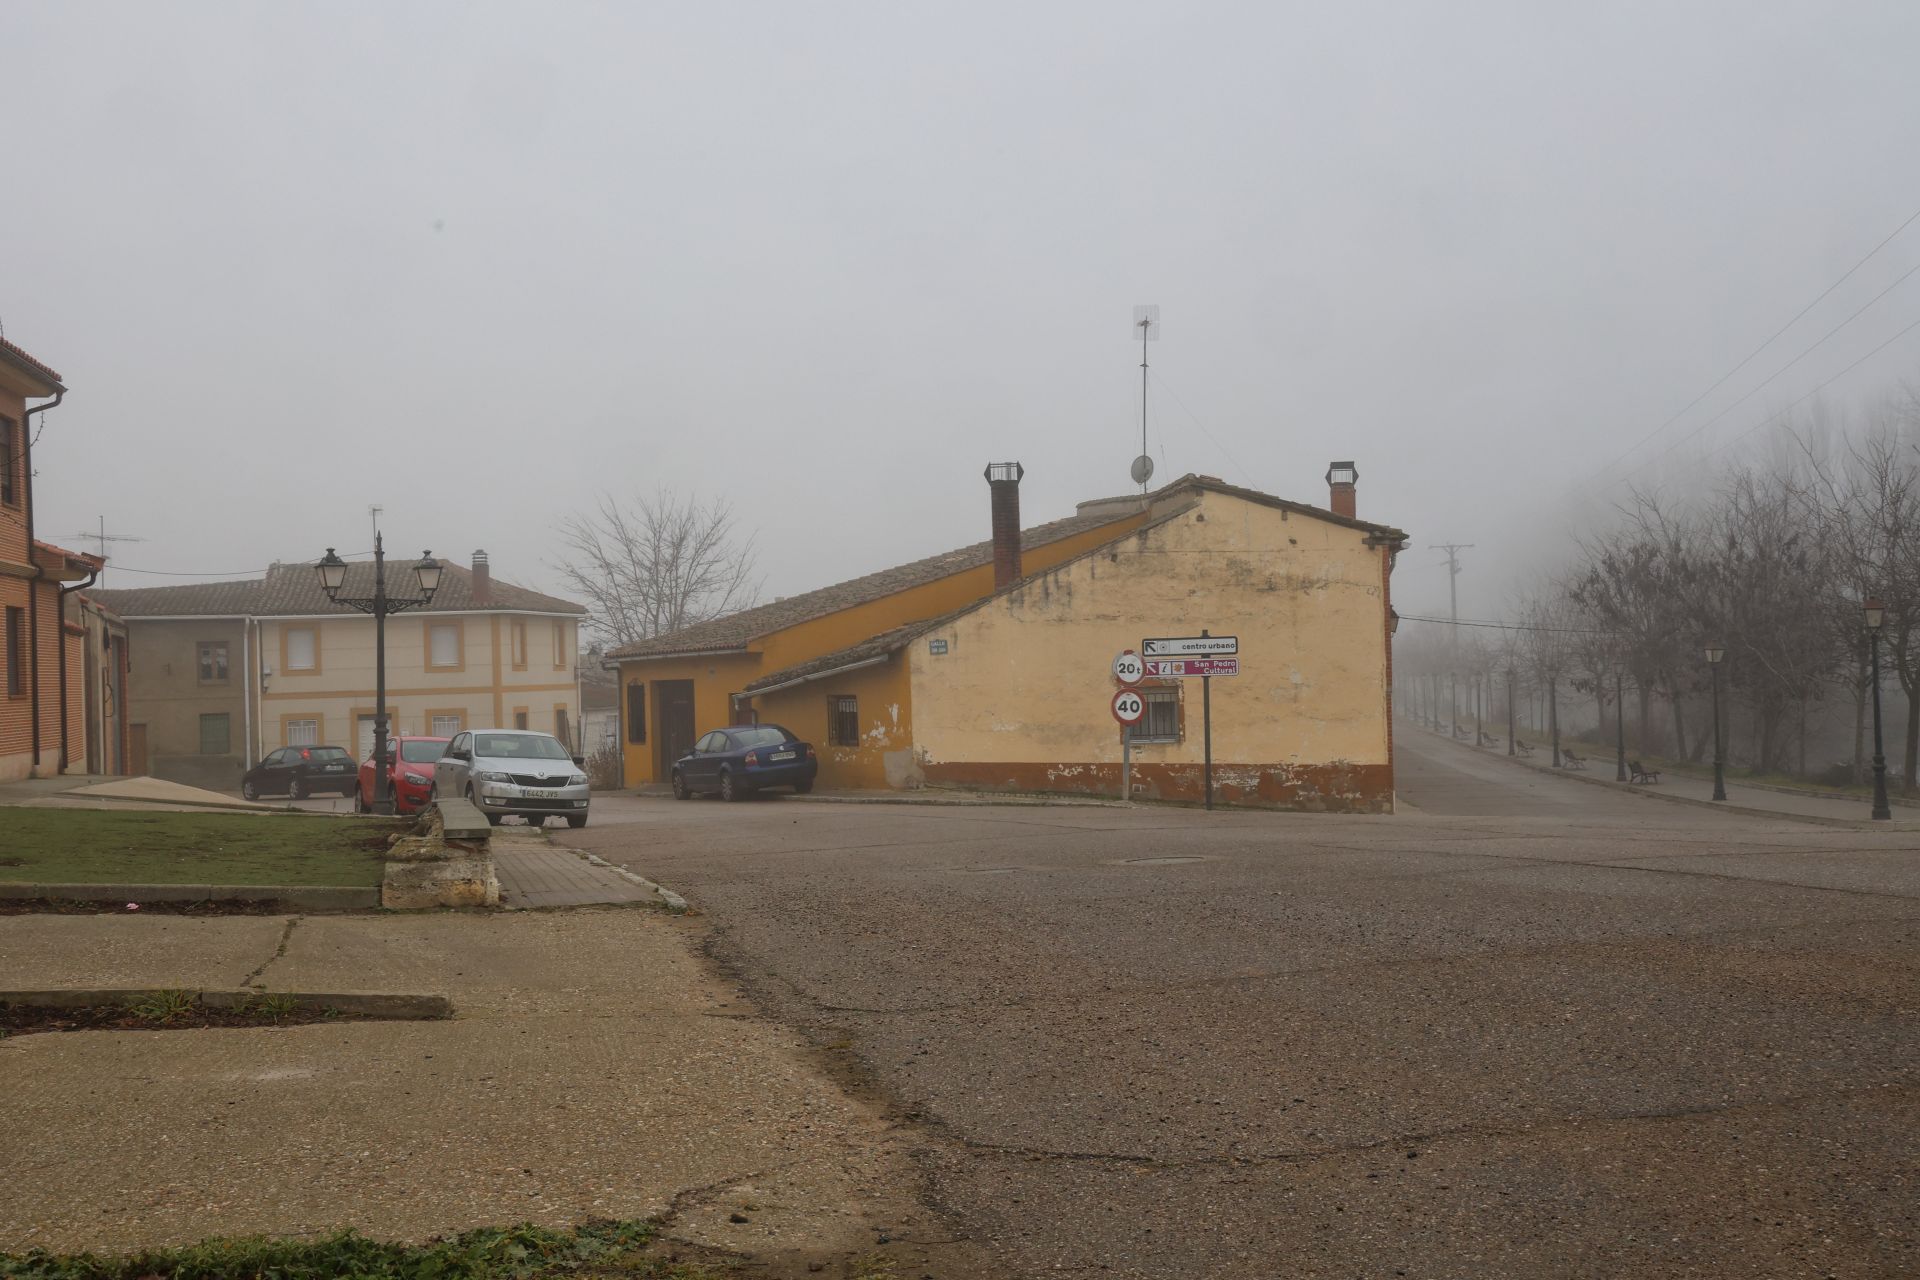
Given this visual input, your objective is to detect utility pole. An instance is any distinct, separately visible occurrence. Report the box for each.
[1430,544,1472,739]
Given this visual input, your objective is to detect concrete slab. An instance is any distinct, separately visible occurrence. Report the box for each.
[0,914,286,991]
[491,838,657,909]
[64,777,274,812]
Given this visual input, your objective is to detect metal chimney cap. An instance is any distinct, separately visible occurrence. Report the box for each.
[984,462,1024,483]
[1326,461,1358,486]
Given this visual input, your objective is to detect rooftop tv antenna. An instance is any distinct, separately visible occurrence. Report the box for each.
[1132,305,1160,490]
[370,504,383,542]
[62,517,145,587]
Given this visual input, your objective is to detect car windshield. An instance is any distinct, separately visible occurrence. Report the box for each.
[308,747,351,762]
[473,733,571,760]
[400,741,447,764]
[732,727,790,748]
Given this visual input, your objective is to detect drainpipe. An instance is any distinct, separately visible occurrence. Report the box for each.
[57,565,100,773]
[22,389,64,773]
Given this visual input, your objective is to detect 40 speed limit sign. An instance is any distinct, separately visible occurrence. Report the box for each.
[1111,687,1146,725]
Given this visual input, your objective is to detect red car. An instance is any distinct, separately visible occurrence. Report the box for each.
[356,735,451,814]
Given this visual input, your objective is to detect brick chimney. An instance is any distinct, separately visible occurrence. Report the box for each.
[985,462,1024,590]
[472,550,491,605]
[1326,461,1358,519]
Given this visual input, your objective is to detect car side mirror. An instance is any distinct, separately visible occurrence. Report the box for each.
[571,755,585,768]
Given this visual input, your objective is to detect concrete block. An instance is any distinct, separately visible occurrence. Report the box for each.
[434,798,494,841]
[381,854,499,910]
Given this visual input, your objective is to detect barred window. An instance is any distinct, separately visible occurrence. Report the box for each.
[828,695,859,747]
[1130,687,1181,743]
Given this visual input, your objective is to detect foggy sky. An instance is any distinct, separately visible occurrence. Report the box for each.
[7,1,1920,630]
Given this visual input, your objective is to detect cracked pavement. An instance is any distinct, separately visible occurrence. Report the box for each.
[566,732,1920,1278]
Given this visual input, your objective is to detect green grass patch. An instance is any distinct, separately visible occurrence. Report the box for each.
[0,809,393,887]
[0,1218,721,1279]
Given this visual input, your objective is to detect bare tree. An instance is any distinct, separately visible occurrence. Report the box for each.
[555,491,762,648]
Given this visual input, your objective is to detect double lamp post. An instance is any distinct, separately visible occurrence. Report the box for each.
[314,535,442,815]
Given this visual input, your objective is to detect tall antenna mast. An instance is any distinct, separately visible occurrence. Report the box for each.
[61,517,146,587]
[1131,304,1159,491]
[370,505,384,543]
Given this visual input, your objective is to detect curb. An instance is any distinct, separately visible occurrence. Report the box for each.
[621,788,1129,811]
[1413,730,1890,830]
[0,883,381,910]
[0,988,452,1019]
[577,852,689,913]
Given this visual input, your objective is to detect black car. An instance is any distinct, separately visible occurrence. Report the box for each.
[671,724,818,801]
[241,745,358,800]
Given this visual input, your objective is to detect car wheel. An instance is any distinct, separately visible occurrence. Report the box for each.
[485,812,503,826]
[241,780,259,801]
[567,814,587,829]
[719,769,740,802]
[289,778,308,800]
[794,779,814,795]
[353,787,366,814]
[671,770,690,800]
[525,815,545,829]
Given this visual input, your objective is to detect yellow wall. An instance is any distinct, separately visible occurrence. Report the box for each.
[752,655,915,789]
[615,513,1147,785]
[907,491,1395,810]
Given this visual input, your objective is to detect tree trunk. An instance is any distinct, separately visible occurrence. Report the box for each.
[1854,674,1868,786]
[1637,685,1654,757]
[1669,690,1689,761]
[1905,685,1918,789]
[1549,680,1561,767]
[1798,696,1808,779]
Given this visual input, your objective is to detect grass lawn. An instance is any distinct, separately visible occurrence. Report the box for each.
[0,809,395,887]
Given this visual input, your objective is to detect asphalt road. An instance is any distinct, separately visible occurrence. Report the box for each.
[566,735,1920,1278]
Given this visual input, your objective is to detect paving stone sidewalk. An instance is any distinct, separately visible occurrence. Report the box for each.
[489,832,659,908]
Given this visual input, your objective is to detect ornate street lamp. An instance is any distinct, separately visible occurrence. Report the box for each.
[315,536,441,814]
[1704,643,1727,802]
[1865,598,1891,821]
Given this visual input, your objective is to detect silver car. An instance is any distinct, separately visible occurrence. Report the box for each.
[434,729,591,828]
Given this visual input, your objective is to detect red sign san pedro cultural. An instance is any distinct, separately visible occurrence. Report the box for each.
[1144,657,1240,678]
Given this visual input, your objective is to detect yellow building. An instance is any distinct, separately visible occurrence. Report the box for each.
[614,467,1407,810]
[97,552,585,788]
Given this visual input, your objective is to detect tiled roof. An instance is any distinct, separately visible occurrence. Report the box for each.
[91,558,585,619]
[742,617,951,693]
[0,337,64,388]
[607,510,1128,660]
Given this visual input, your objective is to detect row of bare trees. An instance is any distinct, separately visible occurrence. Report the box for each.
[1399,392,1920,785]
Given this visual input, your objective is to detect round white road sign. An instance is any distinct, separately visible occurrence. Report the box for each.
[1111,688,1146,725]
[1112,650,1145,684]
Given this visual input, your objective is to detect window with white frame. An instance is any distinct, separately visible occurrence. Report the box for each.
[430,714,463,735]
[429,622,460,668]
[286,718,319,746]
[286,627,317,671]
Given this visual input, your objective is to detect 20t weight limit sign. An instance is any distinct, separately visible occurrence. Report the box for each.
[1112,688,1146,725]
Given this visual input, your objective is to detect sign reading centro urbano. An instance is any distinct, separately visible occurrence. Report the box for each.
[1142,634,1238,658]
[1145,657,1239,678]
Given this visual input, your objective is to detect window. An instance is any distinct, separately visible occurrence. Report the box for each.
[730,694,757,725]
[430,714,463,736]
[199,713,231,755]
[555,707,571,746]
[514,709,529,729]
[1131,687,1181,744]
[626,683,647,744]
[0,416,16,506]
[553,622,567,669]
[286,718,319,746]
[4,606,22,696]
[510,621,527,669]
[828,695,859,747]
[428,622,461,668]
[286,627,317,671]
[197,641,229,683]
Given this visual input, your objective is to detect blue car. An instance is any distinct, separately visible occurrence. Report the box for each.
[671,724,819,801]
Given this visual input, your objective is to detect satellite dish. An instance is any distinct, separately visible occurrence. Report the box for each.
[1130,454,1155,486]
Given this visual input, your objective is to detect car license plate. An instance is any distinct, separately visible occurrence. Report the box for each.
[327,764,347,771]
[524,788,561,799]
[771,751,796,761]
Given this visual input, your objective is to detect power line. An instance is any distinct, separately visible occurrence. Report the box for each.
[1146,371,1255,487]
[1618,257,1920,480]
[96,549,378,580]
[1398,612,1612,636]
[1702,314,1920,463]
[1597,201,1920,479]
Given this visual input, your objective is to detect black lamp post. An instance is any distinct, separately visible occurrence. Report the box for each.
[1865,597,1891,821]
[1614,667,1628,782]
[315,536,442,814]
[1705,643,1727,802]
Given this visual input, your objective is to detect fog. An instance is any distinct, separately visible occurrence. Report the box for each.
[7,1,1920,625]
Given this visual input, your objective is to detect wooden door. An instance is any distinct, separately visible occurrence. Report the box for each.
[655,680,697,779]
[129,723,148,777]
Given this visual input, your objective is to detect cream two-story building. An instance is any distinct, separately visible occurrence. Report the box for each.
[95,551,586,788]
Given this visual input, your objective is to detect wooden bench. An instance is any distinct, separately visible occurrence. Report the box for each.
[1514,739,1535,758]
[1561,749,1588,770]
[1629,760,1662,784]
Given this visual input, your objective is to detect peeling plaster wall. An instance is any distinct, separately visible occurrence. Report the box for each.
[907,491,1394,810]
[752,655,915,790]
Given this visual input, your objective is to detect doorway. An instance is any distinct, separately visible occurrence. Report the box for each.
[129,723,148,777]
[654,680,696,779]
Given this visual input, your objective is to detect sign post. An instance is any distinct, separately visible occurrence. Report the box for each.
[1201,631,1213,810]
[1112,651,1143,802]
